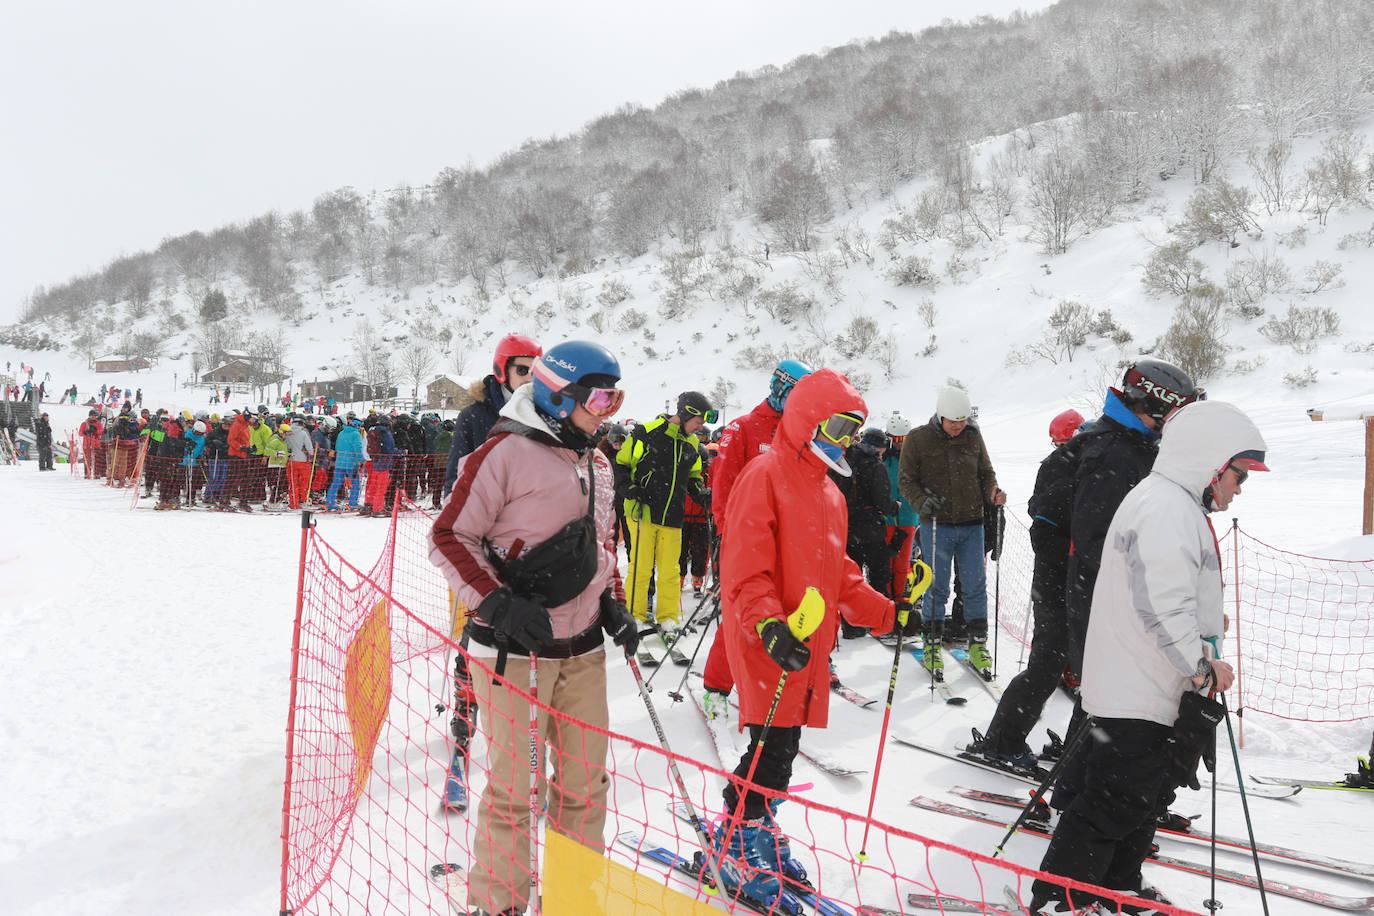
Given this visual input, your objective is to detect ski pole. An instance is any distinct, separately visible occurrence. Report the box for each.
[928,516,938,702]
[991,714,1094,858]
[858,562,933,860]
[666,585,722,703]
[627,654,727,896]
[1204,713,1221,914]
[527,653,540,908]
[1202,636,1270,915]
[643,574,718,690]
[994,504,1004,667]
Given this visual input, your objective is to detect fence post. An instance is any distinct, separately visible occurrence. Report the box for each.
[1231,517,1244,748]
[279,510,314,916]
[1364,417,1373,537]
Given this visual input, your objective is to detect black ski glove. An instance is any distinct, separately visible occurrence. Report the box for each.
[598,589,640,658]
[1166,690,1225,791]
[693,487,712,510]
[475,588,554,652]
[917,493,945,517]
[626,484,648,503]
[757,618,811,672]
[886,529,906,558]
[896,601,922,638]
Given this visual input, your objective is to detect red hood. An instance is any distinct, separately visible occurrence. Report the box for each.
[775,368,869,466]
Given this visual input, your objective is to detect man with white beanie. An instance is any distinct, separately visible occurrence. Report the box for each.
[898,385,1007,678]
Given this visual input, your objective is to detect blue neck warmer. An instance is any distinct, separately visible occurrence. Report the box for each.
[1102,389,1157,441]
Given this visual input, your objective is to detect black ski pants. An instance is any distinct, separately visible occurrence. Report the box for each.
[1034,717,1176,907]
[982,551,1070,755]
[679,519,710,580]
[723,724,801,821]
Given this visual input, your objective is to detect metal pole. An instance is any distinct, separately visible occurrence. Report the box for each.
[278,510,314,915]
[1364,417,1373,536]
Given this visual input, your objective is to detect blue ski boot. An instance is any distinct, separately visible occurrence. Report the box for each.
[443,747,468,813]
[712,817,804,915]
[763,798,811,893]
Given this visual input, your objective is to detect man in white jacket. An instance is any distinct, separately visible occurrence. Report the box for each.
[1030,400,1267,914]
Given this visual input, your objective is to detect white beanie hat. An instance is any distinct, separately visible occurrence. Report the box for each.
[936,386,972,421]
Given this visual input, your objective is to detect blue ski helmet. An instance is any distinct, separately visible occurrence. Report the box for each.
[532,341,622,421]
[767,358,814,411]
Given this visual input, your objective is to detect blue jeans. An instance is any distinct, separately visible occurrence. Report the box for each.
[204,460,227,498]
[919,520,987,629]
[328,466,360,509]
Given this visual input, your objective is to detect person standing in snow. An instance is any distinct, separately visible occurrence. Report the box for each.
[713,368,915,913]
[362,414,403,516]
[882,413,920,599]
[442,333,542,499]
[327,417,365,511]
[80,410,103,478]
[428,340,635,916]
[699,360,812,720]
[1029,400,1265,914]
[285,418,315,510]
[618,390,713,645]
[34,412,54,470]
[831,427,898,638]
[898,385,1006,679]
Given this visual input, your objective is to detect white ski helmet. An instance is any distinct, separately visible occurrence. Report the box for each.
[936,386,972,422]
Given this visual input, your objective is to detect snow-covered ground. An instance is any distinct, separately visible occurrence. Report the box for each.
[2,380,1371,914]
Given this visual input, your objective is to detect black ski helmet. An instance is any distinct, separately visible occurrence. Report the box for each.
[676,391,713,421]
[1119,358,1204,422]
[859,428,891,451]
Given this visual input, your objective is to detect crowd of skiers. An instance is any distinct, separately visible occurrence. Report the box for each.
[73,400,457,514]
[415,327,1295,916]
[26,331,1332,915]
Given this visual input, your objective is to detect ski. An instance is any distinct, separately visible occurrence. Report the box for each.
[892,733,1051,783]
[428,862,466,915]
[830,679,878,709]
[951,786,1374,879]
[636,647,662,668]
[905,647,969,706]
[666,805,856,916]
[1251,774,1374,793]
[616,831,800,915]
[725,695,867,776]
[948,647,1004,700]
[1200,775,1303,800]
[685,684,738,769]
[903,893,987,913]
[442,747,468,813]
[660,630,690,666]
[910,796,1374,912]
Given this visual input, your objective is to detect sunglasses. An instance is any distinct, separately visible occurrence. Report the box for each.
[816,411,865,449]
[683,404,720,424]
[1228,463,1249,485]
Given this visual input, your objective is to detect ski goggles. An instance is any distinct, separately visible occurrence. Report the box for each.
[566,384,625,418]
[682,403,719,424]
[815,411,865,449]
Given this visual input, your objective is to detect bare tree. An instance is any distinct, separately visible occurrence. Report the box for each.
[1026,143,1090,255]
[402,341,437,399]
[757,156,833,251]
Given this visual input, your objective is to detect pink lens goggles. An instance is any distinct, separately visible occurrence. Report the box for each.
[581,386,625,418]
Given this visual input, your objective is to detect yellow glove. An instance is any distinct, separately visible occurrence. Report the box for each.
[754,586,826,641]
[903,561,933,604]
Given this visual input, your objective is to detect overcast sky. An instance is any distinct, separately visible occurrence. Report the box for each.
[1,0,1049,320]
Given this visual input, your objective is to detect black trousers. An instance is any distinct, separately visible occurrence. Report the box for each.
[679,520,710,579]
[1034,717,1175,905]
[982,553,1070,754]
[723,724,801,821]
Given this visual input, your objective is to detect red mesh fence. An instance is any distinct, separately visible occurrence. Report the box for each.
[277,499,1201,916]
[1223,525,1374,723]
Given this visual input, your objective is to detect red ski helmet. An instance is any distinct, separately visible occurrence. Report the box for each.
[1049,408,1085,446]
[493,334,542,386]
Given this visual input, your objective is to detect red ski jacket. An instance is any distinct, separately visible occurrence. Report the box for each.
[710,399,782,536]
[720,369,896,731]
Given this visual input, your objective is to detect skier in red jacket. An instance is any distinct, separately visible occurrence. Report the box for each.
[700,359,812,716]
[713,368,912,912]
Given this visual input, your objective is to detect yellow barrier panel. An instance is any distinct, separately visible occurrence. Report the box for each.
[542,830,720,916]
[343,597,392,801]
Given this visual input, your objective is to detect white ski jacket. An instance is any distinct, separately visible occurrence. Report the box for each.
[1081,401,1266,728]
